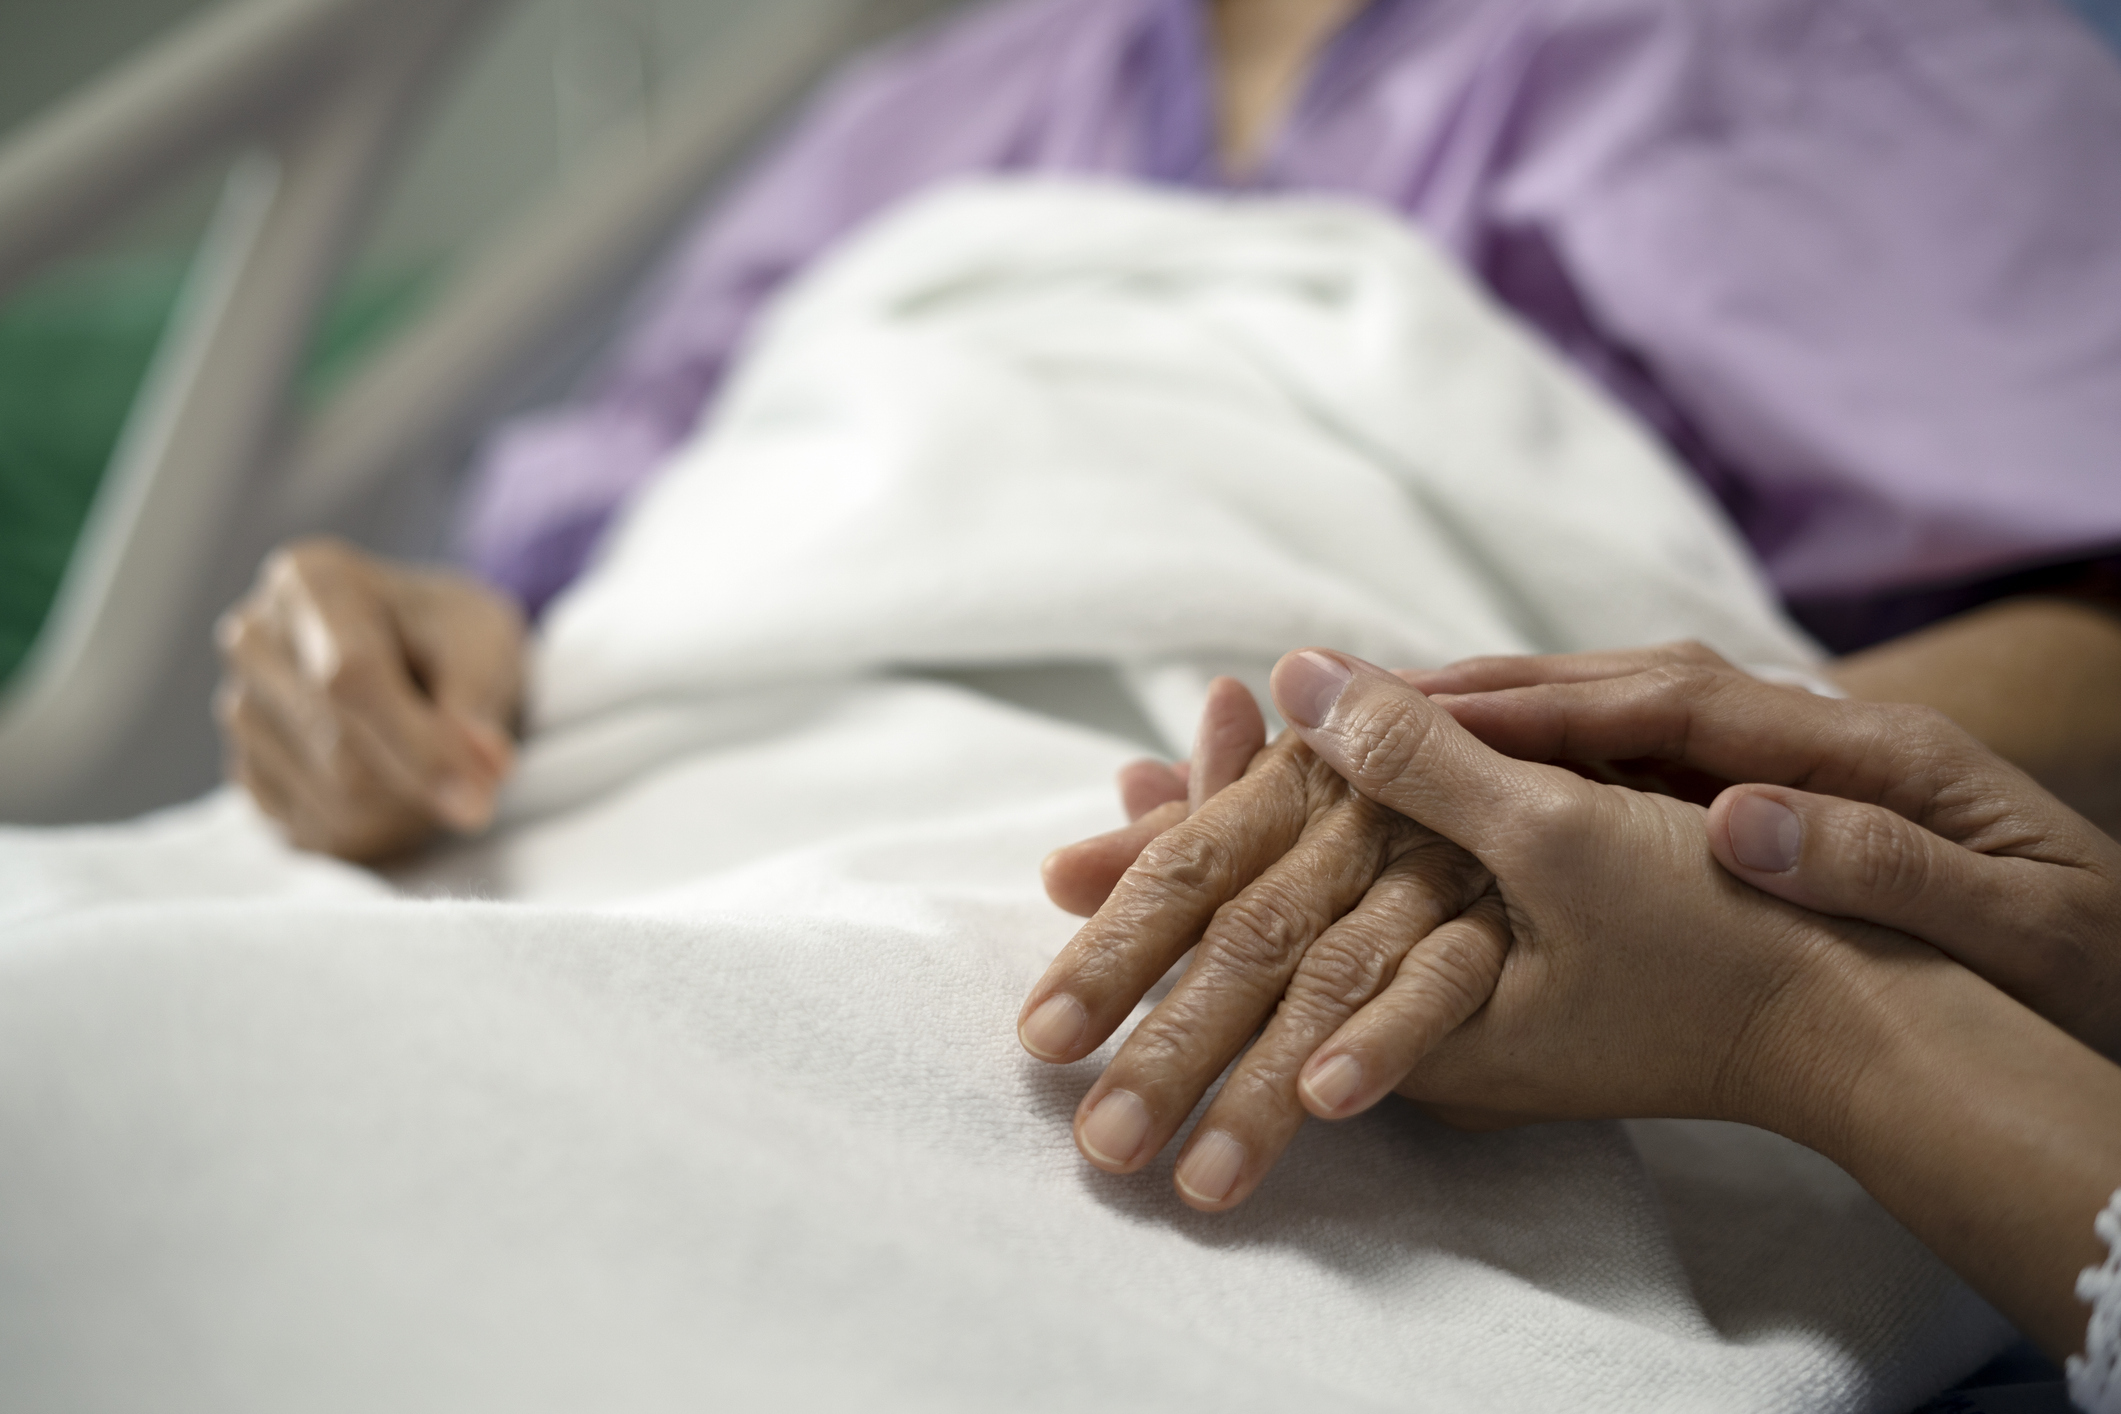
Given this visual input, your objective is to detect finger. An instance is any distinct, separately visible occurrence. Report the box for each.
[1434,664,2052,847]
[1068,794,1415,1173]
[216,671,389,846]
[227,738,300,832]
[1398,641,1730,696]
[1708,784,2110,1039]
[223,607,463,831]
[221,682,427,860]
[224,705,363,856]
[1302,891,1512,1119]
[394,571,524,729]
[1042,801,1188,917]
[1169,841,1488,1210]
[1270,649,1589,865]
[393,571,523,784]
[1021,740,1316,1059]
[269,559,498,829]
[1190,676,1267,813]
[1119,760,1188,822]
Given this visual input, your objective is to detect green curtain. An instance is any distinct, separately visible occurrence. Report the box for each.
[0,259,428,686]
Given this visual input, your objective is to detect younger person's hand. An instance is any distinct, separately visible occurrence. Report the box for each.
[1260,649,1907,1132]
[1272,648,2121,1367]
[1416,644,2121,1056]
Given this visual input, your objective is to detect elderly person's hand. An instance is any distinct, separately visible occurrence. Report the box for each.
[1019,674,1493,1208]
[1409,642,2121,1056]
[1040,677,1281,917]
[214,537,525,862]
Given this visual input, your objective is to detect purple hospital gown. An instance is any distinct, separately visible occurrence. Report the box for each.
[455,0,2121,644]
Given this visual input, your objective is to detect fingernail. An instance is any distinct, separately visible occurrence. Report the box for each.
[1019,994,1087,1060]
[1175,1130,1246,1205]
[1079,1090,1152,1168]
[1278,651,1354,730]
[433,777,494,832]
[1729,793,1801,873]
[1302,1053,1364,1115]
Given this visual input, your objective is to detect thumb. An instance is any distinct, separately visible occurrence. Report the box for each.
[1270,649,1586,862]
[1708,784,2043,996]
[394,586,522,780]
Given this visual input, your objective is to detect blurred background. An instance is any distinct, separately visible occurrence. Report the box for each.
[0,0,954,821]
[0,0,2116,825]
[0,0,814,691]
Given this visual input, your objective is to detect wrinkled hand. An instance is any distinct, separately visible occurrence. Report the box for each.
[215,537,525,862]
[1022,679,1493,1211]
[1415,642,2121,1056]
[1041,676,1273,917]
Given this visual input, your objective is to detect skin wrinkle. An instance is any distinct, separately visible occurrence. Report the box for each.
[1171,852,1494,1192]
[1389,901,1509,1041]
[1154,814,1396,1042]
[1064,732,1484,1176]
[1469,655,2074,866]
[1276,877,1430,1020]
[1052,744,1320,1043]
[1843,803,1941,907]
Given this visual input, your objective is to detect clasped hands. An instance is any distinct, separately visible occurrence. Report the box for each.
[1020,643,2121,1212]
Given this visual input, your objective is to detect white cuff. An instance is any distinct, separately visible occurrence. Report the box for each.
[2069,1188,2121,1413]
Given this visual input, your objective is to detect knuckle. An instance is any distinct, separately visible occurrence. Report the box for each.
[1120,999,1221,1076]
[1877,702,1970,759]
[1842,809,1928,902]
[1198,885,1312,976]
[1640,660,1720,701]
[270,536,367,602]
[1337,699,1433,792]
[1132,828,1227,906]
[1665,639,1727,668]
[283,534,351,571]
[1405,918,1505,1023]
[1290,933,1394,1013]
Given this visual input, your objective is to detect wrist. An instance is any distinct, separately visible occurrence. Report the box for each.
[1744,931,2121,1362]
[1715,916,1924,1156]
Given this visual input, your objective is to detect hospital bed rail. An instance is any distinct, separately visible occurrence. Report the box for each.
[0,0,961,823]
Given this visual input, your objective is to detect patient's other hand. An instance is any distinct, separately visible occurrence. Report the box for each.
[214,537,524,862]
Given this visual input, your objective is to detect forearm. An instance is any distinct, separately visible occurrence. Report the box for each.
[1782,953,2121,1362]
[1830,597,2121,833]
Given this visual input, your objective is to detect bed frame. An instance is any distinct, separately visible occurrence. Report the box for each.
[0,0,963,822]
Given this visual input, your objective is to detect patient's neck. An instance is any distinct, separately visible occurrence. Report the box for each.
[1210,0,1366,176]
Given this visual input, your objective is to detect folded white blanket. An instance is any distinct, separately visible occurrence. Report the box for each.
[536,179,1821,753]
[0,182,2003,1413]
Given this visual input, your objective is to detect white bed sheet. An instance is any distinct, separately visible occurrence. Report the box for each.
[0,181,2005,1411]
